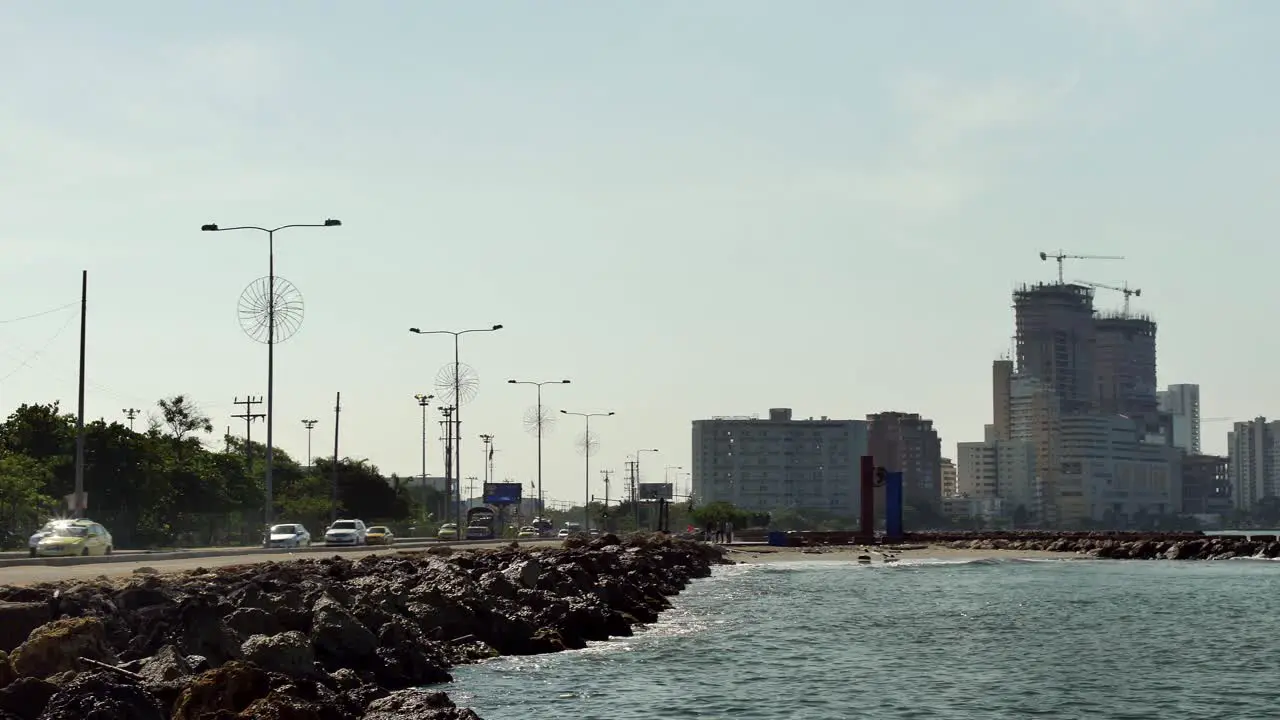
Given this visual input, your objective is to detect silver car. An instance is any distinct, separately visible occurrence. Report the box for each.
[265,523,311,549]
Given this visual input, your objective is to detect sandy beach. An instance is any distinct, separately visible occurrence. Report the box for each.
[724,543,1075,564]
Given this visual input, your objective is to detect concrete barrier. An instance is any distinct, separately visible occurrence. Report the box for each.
[0,537,465,569]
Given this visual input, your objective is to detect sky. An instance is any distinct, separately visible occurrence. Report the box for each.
[1,0,1277,507]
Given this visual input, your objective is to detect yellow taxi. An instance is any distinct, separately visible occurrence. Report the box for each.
[366,526,395,545]
[437,523,459,540]
[516,526,539,539]
[35,520,113,557]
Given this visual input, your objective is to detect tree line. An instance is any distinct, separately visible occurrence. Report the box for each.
[0,396,429,549]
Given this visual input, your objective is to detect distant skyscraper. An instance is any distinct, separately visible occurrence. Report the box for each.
[941,458,958,497]
[1013,283,1096,413]
[1157,384,1201,454]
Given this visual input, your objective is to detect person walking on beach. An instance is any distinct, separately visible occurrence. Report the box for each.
[704,522,715,543]
[725,520,733,544]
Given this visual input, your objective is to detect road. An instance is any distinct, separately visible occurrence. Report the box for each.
[0,540,562,585]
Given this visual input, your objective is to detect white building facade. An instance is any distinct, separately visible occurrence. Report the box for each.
[1228,418,1280,512]
[1057,414,1182,524]
[1157,384,1201,454]
[691,408,869,516]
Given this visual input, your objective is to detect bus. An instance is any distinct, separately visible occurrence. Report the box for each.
[466,506,497,540]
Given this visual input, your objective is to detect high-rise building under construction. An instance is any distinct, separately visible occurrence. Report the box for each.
[1013,283,1097,413]
[1092,311,1158,419]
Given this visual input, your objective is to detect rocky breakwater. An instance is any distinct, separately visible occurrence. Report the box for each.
[0,533,729,719]
[908,530,1280,560]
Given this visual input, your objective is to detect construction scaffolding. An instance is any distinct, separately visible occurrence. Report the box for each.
[1013,282,1096,414]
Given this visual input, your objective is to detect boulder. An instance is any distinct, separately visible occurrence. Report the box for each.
[37,671,165,720]
[0,604,51,655]
[360,689,482,720]
[170,661,271,720]
[9,618,118,680]
[241,632,316,677]
[310,596,378,669]
[0,677,57,719]
[137,645,194,683]
[501,560,541,589]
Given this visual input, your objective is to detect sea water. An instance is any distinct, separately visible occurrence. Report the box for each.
[448,557,1280,719]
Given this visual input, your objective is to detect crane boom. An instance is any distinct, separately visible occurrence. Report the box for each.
[1073,279,1142,316]
[1039,250,1124,283]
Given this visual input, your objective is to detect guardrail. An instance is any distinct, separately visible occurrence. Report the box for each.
[0,536,554,570]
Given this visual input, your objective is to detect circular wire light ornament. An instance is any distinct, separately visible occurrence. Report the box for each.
[238,276,304,344]
[435,362,480,406]
[577,430,600,457]
[523,406,557,436]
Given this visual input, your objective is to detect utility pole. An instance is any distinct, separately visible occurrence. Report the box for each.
[331,392,341,524]
[479,434,494,486]
[624,460,637,530]
[635,449,658,529]
[73,270,87,519]
[601,469,613,533]
[232,396,265,472]
[301,419,318,471]
[414,394,433,525]
[466,476,478,508]
[440,406,455,528]
[122,408,140,432]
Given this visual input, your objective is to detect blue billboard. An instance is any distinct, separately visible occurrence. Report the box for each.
[483,482,522,505]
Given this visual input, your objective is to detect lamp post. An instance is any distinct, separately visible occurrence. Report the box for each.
[508,378,570,517]
[301,419,318,471]
[202,218,341,529]
[562,410,614,533]
[409,324,502,532]
[635,448,658,528]
[414,394,434,526]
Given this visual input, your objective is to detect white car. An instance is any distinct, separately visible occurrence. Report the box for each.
[324,519,367,546]
[557,528,572,539]
[265,523,311,549]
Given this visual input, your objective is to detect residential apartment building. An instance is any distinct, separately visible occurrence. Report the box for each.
[1228,418,1280,512]
[940,458,958,497]
[691,408,868,516]
[956,425,1037,516]
[1181,454,1231,516]
[866,411,943,511]
[1157,384,1201,454]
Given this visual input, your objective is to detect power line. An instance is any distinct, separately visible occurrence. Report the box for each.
[0,301,77,325]
[0,311,77,384]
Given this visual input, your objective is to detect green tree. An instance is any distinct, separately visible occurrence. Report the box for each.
[0,452,57,532]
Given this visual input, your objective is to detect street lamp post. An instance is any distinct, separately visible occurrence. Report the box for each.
[202,219,341,529]
[635,448,658,529]
[414,394,434,526]
[301,419,318,470]
[508,378,570,517]
[409,324,502,532]
[562,410,615,533]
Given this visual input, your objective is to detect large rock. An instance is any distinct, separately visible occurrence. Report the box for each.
[9,618,118,680]
[136,645,194,683]
[0,677,57,719]
[241,632,316,676]
[0,604,51,655]
[170,661,271,720]
[37,671,165,720]
[310,596,378,669]
[360,689,481,720]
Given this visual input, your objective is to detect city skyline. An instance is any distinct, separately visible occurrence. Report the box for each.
[3,1,1277,506]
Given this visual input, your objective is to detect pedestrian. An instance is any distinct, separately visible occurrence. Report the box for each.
[704,522,715,543]
[725,519,734,544]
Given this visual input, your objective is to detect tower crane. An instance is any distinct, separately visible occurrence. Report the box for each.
[1039,251,1124,283]
[1074,280,1142,316]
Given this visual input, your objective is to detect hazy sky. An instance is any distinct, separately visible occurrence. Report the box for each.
[1,0,1274,506]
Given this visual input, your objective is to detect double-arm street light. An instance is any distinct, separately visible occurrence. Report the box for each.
[202,219,341,529]
[409,324,502,531]
[508,378,570,516]
[562,410,614,532]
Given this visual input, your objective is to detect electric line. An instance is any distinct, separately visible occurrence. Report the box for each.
[0,301,78,325]
[0,312,77,383]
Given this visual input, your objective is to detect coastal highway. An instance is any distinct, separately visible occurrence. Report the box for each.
[0,540,562,585]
